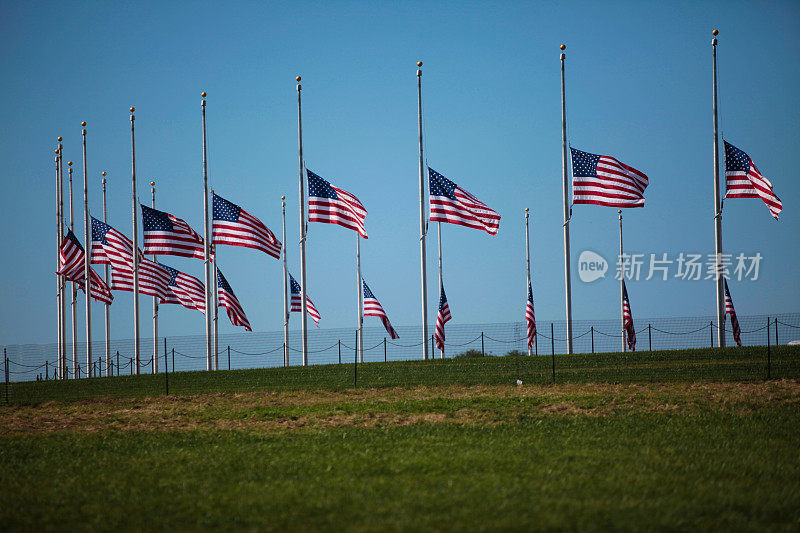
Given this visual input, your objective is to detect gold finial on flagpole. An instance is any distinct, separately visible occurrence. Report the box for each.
[525,207,529,212]
[102,171,106,184]
[102,171,106,176]
[712,29,718,36]
[201,91,207,98]
[55,149,59,154]
[296,76,301,82]
[150,181,155,187]
[81,121,86,127]
[68,161,73,166]
[417,61,423,67]
[560,44,566,50]
[58,136,63,142]
[281,195,285,200]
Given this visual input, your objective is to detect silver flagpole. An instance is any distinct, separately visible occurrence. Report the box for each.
[58,142,67,378]
[55,146,64,379]
[281,196,289,367]
[618,210,625,352]
[417,61,430,361]
[69,161,78,376]
[356,235,363,363]
[437,221,443,359]
[151,181,158,373]
[711,30,725,348]
[102,172,110,375]
[525,208,532,356]
[129,109,140,375]
[297,76,309,366]
[213,238,219,371]
[81,122,93,374]
[201,92,213,371]
[560,44,574,355]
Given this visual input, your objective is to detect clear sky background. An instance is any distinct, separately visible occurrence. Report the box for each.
[1,0,798,346]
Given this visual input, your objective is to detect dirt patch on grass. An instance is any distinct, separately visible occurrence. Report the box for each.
[1,380,798,436]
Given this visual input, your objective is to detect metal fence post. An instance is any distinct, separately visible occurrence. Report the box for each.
[227,345,231,371]
[77,364,80,379]
[591,326,594,354]
[116,351,119,376]
[45,360,49,380]
[775,318,779,346]
[354,330,358,388]
[766,316,771,380]
[710,321,714,348]
[648,323,652,352]
[431,335,434,359]
[384,337,387,363]
[130,357,133,375]
[481,332,485,357]
[550,323,555,356]
[338,339,341,365]
[534,333,538,356]
[172,349,175,373]
[4,349,8,404]
[164,338,169,396]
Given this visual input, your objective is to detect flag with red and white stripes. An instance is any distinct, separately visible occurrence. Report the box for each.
[724,140,782,220]
[57,230,113,305]
[723,279,742,347]
[91,217,171,300]
[159,263,206,313]
[622,280,636,351]
[212,193,282,258]
[434,283,452,351]
[216,267,251,331]
[289,273,321,325]
[429,168,500,235]
[571,147,649,208]
[141,204,205,259]
[526,281,536,349]
[307,169,368,238]
[362,279,399,339]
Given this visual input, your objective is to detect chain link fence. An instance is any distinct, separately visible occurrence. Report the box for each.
[2,313,799,404]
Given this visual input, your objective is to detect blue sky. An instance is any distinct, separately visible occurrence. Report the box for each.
[1,0,798,346]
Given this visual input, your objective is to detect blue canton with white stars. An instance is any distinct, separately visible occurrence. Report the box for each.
[159,263,180,286]
[439,285,448,309]
[428,168,457,199]
[216,267,235,295]
[213,194,241,222]
[307,170,339,200]
[724,140,749,173]
[66,229,84,250]
[570,148,600,177]
[91,217,111,244]
[362,281,375,299]
[289,274,301,295]
[141,204,174,231]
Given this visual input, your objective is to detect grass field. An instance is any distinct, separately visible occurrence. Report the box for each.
[1,346,799,531]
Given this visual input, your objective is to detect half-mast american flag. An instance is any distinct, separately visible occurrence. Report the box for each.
[724,139,782,220]
[526,281,536,349]
[434,283,452,351]
[216,267,251,331]
[57,230,113,305]
[289,273,321,325]
[160,263,206,313]
[307,169,368,238]
[362,279,399,339]
[141,204,205,259]
[571,147,649,208]
[213,193,282,259]
[724,279,742,347]
[428,168,500,235]
[622,280,636,351]
[91,217,171,300]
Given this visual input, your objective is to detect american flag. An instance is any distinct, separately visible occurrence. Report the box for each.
[724,140,782,220]
[91,217,171,300]
[723,279,742,347]
[289,273,321,325]
[362,279,399,339]
[307,169,368,238]
[141,204,205,259]
[434,283,452,351]
[213,193,282,259]
[428,168,500,235]
[526,281,536,349]
[622,280,636,351]
[57,230,113,305]
[159,263,206,313]
[216,267,251,331]
[571,147,649,208]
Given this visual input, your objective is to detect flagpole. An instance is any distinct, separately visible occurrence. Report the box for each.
[560,44,574,355]
[213,240,219,371]
[417,61,430,361]
[201,92,213,371]
[129,109,140,375]
[711,30,726,348]
[356,235,363,363]
[151,181,158,373]
[102,172,110,375]
[618,209,626,352]
[82,122,93,374]
[55,146,64,379]
[69,161,78,376]
[437,221,443,359]
[525,208,532,356]
[297,75,309,366]
[281,195,289,367]
[57,141,67,379]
